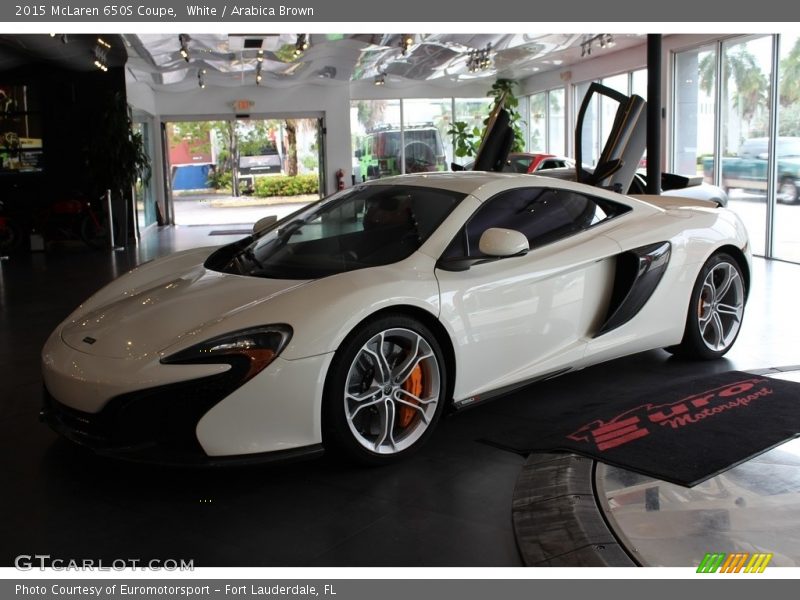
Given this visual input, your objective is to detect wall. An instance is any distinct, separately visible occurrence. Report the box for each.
[1,64,127,216]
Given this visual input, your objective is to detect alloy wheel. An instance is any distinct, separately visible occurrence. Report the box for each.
[343,328,441,454]
[697,261,745,352]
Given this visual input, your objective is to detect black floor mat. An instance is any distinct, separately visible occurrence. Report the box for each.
[481,370,800,487]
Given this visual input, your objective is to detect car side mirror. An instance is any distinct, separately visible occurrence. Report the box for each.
[478,228,529,257]
[253,214,278,236]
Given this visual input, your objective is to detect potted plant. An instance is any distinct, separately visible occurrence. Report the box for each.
[89,91,151,245]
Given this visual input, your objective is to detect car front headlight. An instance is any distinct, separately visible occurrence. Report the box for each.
[161,325,292,384]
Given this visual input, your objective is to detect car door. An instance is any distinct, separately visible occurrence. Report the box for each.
[435,186,626,403]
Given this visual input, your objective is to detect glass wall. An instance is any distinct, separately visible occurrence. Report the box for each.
[526,89,565,156]
[528,92,546,152]
[351,98,496,179]
[672,34,800,262]
[600,73,629,146]
[575,80,600,166]
[350,99,401,182]
[631,68,648,100]
[402,98,453,172]
[548,89,566,156]
[453,97,489,167]
[720,36,773,257]
[673,44,717,178]
[774,33,800,262]
[571,69,650,168]
[132,120,157,230]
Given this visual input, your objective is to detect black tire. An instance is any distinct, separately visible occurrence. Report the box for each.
[778,176,799,205]
[322,314,448,465]
[666,252,746,360]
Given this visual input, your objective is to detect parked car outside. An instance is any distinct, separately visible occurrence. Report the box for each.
[355,125,447,181]
[703,137,800,204]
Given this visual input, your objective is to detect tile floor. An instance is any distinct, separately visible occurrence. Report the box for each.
[1,227,797,566]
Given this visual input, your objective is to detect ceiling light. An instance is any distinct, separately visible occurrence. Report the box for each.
[198,69,206,89]
[466,43,492,73]
[257,50,264,63]
[97,37,111,49]
[374,72,386,86]
[400,34,413,56]
[581,34,616,58]
[179,34,190,62]
[256,61,263,85]
[91,42,109,72]
[294,34,309,56]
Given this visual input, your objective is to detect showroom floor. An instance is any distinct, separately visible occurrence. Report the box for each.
[1,226,798,567]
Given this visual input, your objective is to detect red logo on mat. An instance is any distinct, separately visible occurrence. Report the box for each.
[567,378,774,452]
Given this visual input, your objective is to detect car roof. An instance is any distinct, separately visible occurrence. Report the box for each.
[357,171,644,208]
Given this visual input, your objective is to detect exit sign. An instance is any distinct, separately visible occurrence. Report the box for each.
[234,99,254,111]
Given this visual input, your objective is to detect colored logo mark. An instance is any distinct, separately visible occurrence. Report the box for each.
[696,552,772,573]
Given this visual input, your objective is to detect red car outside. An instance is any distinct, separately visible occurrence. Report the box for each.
[502,153,575,174]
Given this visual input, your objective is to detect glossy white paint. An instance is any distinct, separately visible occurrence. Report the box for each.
[438,227,621,400]
[197,353,334,456]
[42,172,752,458]
[478,228,530,257]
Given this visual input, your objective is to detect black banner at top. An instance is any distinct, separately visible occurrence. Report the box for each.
[1,0,799,23]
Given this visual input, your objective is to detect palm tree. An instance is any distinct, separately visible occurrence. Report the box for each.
[699,45,769,150]
[284,119,298,177]
[779,37,800,107]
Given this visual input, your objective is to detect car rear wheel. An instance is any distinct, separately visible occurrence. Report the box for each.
[666,252,745,360]
[323,315,447,464]
[778,177,799,205]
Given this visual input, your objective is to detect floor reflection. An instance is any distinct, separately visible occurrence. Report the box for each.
[597,370,800,567]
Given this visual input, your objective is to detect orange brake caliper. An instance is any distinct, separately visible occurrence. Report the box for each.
[397,365,423,429]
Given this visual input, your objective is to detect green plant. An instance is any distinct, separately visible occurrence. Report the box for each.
[445,78,527,160]
[487,79,526,152]
[90,91,151,202]
[207,169,232,190]
[253,174,319,197]
[447,121,481,159]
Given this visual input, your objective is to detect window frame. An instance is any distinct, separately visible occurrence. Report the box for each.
[441,185,632,261]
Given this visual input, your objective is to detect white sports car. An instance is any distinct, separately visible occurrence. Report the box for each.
[41,172,750,465]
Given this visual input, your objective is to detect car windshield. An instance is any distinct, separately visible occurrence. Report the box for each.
[205,184,465,280]
[375,130,444,157]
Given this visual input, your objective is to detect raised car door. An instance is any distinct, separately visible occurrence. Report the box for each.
[435,186,626,405]
[575,82,647,193]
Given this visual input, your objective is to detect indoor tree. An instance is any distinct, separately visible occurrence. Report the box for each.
[447,78,527,161]
[89,91,151,239]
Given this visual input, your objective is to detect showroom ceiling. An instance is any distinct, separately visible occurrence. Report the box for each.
[122,33,646,92]
[0,34,127,73]
[0,33,645,91]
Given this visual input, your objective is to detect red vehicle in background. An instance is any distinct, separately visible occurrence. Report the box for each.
[501,153,575,174]
[465,153,575,174]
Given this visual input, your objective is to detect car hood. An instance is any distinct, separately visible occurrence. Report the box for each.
[60,264,310,359]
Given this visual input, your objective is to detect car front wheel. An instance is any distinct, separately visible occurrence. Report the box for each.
[323,315,447,464]
[667,252,746,360]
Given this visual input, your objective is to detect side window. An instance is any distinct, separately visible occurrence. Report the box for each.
[444,187,629,258]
